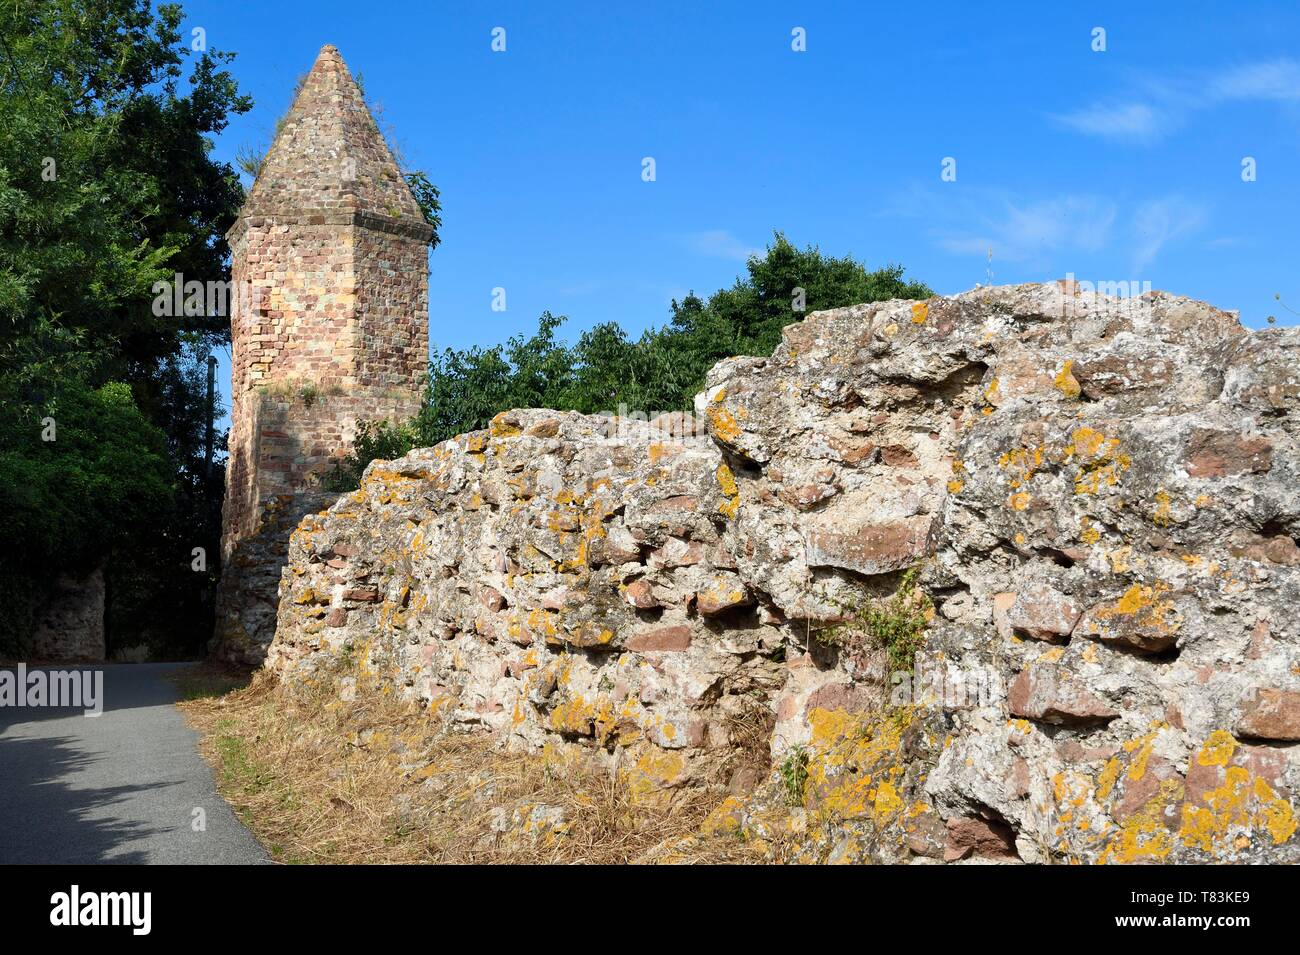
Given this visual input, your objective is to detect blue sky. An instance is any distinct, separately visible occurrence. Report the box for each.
[185,0,1300,412]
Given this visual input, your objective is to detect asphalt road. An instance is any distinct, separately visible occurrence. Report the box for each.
[0,662,269,864]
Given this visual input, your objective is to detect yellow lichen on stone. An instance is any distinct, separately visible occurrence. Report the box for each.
[948,459,965,494]
[1099,779,1181,864]
[998,445,1044,488]
[489,412,522,438]
[803,707,913,826]
[873,781,904,819]
[700,795,746,837]
[628,749,687,799]
[1180,766,1252,854]
[1097,757,1121,800]
[1153,488,1172,527]
[548,694,595,735]
[1198,730,1237,768]
[1080,517,1101,545]
[1174,732,1298,856]
[707,406,742,442]
[1088,582,1179,642]
[1054,359,1081,398]
[1066,426,1131,495]
[715,461,738,496]
[648,443,674,465]
[1254,777,1298,845]
[1124,733,1157,782]
[715,461,740,517]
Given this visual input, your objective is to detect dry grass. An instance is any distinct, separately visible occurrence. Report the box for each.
[178,662,766,864]
[167,660,255,700]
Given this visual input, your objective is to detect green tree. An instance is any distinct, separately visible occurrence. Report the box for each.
[403,171,443,251]
[1,0,251,367]
[648,232,933,409]
[0,0,251,656]
[0,379,173,653]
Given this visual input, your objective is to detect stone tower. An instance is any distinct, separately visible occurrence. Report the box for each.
[214,45,432,663]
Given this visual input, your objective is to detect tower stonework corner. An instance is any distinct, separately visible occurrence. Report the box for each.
[213,44,432,663]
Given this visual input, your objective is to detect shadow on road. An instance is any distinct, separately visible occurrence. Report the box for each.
[0,732,176,863]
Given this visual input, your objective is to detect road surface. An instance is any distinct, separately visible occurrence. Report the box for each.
[0,662,268,864]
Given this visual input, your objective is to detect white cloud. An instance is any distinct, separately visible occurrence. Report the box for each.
[1053,102,1163,141]
[1056,57,1300,142]
[683,229,760,262]
[930,193,1117,264]
[886,186,1205,273]
[1130,197,1207,271]
[1211,59,1300,102]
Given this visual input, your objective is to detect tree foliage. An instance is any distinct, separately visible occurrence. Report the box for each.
[649,232,933,410]
[0,0,249,655]
[403,171,443,251]
[0,382,171,565]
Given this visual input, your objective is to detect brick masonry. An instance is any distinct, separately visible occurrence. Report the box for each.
[213,45,432,663]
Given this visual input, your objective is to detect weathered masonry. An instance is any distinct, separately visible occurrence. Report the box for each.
[213,45,432,662]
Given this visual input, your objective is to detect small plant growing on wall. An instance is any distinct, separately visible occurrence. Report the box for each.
[779,745,809,807]
[814,566,933,675]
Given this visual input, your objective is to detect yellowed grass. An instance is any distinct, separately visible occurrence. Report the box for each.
[178,663,768,864]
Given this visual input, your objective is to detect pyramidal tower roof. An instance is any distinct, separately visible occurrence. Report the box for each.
[240,45,427,225]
